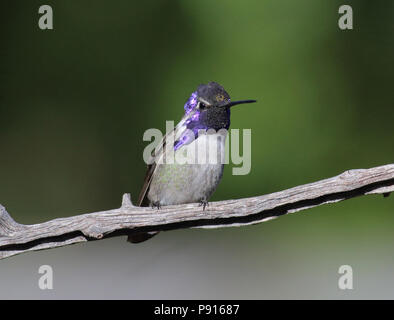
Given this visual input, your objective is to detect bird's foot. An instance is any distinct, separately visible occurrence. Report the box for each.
[151,201,162,210]
[199,198,209,211]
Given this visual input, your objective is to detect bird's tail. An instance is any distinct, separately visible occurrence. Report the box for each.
[128,173,159,243]
[127,231,159,243]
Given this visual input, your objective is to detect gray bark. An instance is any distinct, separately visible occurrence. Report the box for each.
[0,164,393,260]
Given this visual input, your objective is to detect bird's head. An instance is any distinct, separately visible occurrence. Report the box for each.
[183,82,256,132]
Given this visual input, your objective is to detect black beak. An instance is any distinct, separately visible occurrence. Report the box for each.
[225,100,257,108]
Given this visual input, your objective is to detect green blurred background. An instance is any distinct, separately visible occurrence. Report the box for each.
[0,0,393,299]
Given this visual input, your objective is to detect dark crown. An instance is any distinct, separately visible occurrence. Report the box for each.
[196,82,231,107]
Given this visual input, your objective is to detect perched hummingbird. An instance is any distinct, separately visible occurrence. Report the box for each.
[128,82,256,243]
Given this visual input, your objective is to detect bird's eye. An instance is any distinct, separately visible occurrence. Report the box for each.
[199,102,207,110]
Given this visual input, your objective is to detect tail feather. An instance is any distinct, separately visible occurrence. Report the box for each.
[128,162,160,244]
[127,231,158,243]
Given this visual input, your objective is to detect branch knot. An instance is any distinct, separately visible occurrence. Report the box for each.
[0,204,20,237]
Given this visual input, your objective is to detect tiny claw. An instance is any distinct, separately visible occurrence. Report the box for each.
[151,201,162,210]
[199,199,209,211]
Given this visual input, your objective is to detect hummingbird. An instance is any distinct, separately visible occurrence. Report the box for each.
[127,82,256,243]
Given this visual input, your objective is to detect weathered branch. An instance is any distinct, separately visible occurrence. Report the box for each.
[0,164,393,260]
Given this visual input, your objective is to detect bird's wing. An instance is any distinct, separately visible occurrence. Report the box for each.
[137,112,193,206]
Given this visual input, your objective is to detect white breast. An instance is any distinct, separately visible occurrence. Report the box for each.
[147,131,227,206]
[176,130,227,165]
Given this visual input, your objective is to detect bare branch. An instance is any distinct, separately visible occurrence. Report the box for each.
[0,164,393,260]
